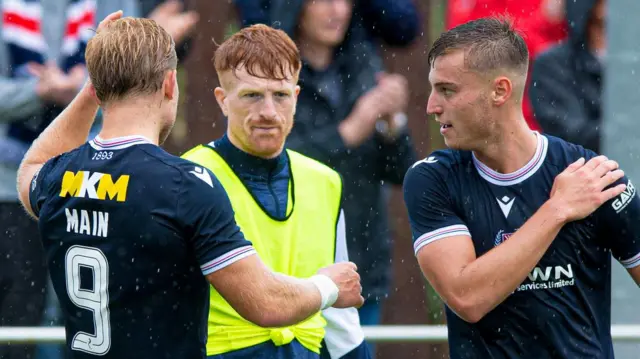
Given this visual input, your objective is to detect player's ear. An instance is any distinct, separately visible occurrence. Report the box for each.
[292,85,300,116]
[492,76,512,106]
[87,81,101,106]
[214,87,228,116]
[163,70,177,101]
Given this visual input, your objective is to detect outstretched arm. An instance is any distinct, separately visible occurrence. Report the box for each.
[207,254,361,327]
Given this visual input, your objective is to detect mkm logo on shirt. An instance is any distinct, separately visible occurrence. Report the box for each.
[59,171,130,202]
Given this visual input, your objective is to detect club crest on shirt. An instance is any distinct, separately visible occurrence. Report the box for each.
[494,229,514,247]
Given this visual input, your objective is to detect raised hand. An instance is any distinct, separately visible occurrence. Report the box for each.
[148,1,199,45]
[550,156,627,222]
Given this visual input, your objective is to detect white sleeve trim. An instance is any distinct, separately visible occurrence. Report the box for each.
[321,307,365,358]
[200,245,256,275]
[335,209,348,263]
[620,252,640,269]
[414,224,471,255]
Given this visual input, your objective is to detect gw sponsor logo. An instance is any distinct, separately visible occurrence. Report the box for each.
[517,264,575,292]
[59,171,130,202]
[612,180,635,213]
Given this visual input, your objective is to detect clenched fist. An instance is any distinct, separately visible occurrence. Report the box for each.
[317,262,364,309]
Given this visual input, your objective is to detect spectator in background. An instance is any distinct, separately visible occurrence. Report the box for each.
[0,1,94,358]
[446,0,568,131]
[99,0,198,44]
[245,1,417,353]
[88,0,198,139]
[135,0,197,61]
[530,0,605,153]
[233,0,421,48]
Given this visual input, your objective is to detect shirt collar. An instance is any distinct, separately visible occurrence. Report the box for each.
[89,135,154,151]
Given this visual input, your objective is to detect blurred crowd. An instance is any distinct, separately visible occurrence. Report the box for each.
[0,0,607,358]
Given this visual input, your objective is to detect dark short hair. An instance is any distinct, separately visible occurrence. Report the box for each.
[427,17,529,74]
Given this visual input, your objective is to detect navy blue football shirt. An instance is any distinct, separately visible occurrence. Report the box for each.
[404,132,640,359]
[29,135,255,359]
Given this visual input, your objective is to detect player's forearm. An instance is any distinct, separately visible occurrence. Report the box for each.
[21,82,98,167]
[253,272,324,327]
[453,200,567,322]
[209,254,329,327]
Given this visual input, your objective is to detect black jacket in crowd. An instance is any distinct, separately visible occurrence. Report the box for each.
[530,0,602,153]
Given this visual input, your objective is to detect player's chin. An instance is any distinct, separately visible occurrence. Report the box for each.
[444,135,474,151]
[443,136,462,149]
[250,136,284,157]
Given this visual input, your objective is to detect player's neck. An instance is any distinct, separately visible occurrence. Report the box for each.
[98,100,163,145]
[472,118,538,175]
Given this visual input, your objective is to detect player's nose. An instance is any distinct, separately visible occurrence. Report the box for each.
[259,96,278,120]
[426,92,443,116]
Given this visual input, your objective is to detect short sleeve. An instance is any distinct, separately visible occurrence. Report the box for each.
[28,156,59,218]
[596,175,640,269]
[177,165,256,275]
[577,146,640,268]
[403,158,470,256]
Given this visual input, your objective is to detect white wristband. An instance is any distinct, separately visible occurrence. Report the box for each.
[309,274,339,310]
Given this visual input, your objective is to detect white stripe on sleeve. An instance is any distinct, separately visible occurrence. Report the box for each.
[620,252,640,269]
[200,246,256,275]
[414,224,471,255]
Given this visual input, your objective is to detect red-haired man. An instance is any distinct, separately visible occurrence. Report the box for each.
[182,24,371,359]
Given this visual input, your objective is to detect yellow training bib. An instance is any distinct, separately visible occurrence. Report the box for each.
[181,145,342,355]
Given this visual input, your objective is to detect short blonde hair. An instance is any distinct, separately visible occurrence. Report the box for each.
[213,24,301,81]
[85,17,177,104]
